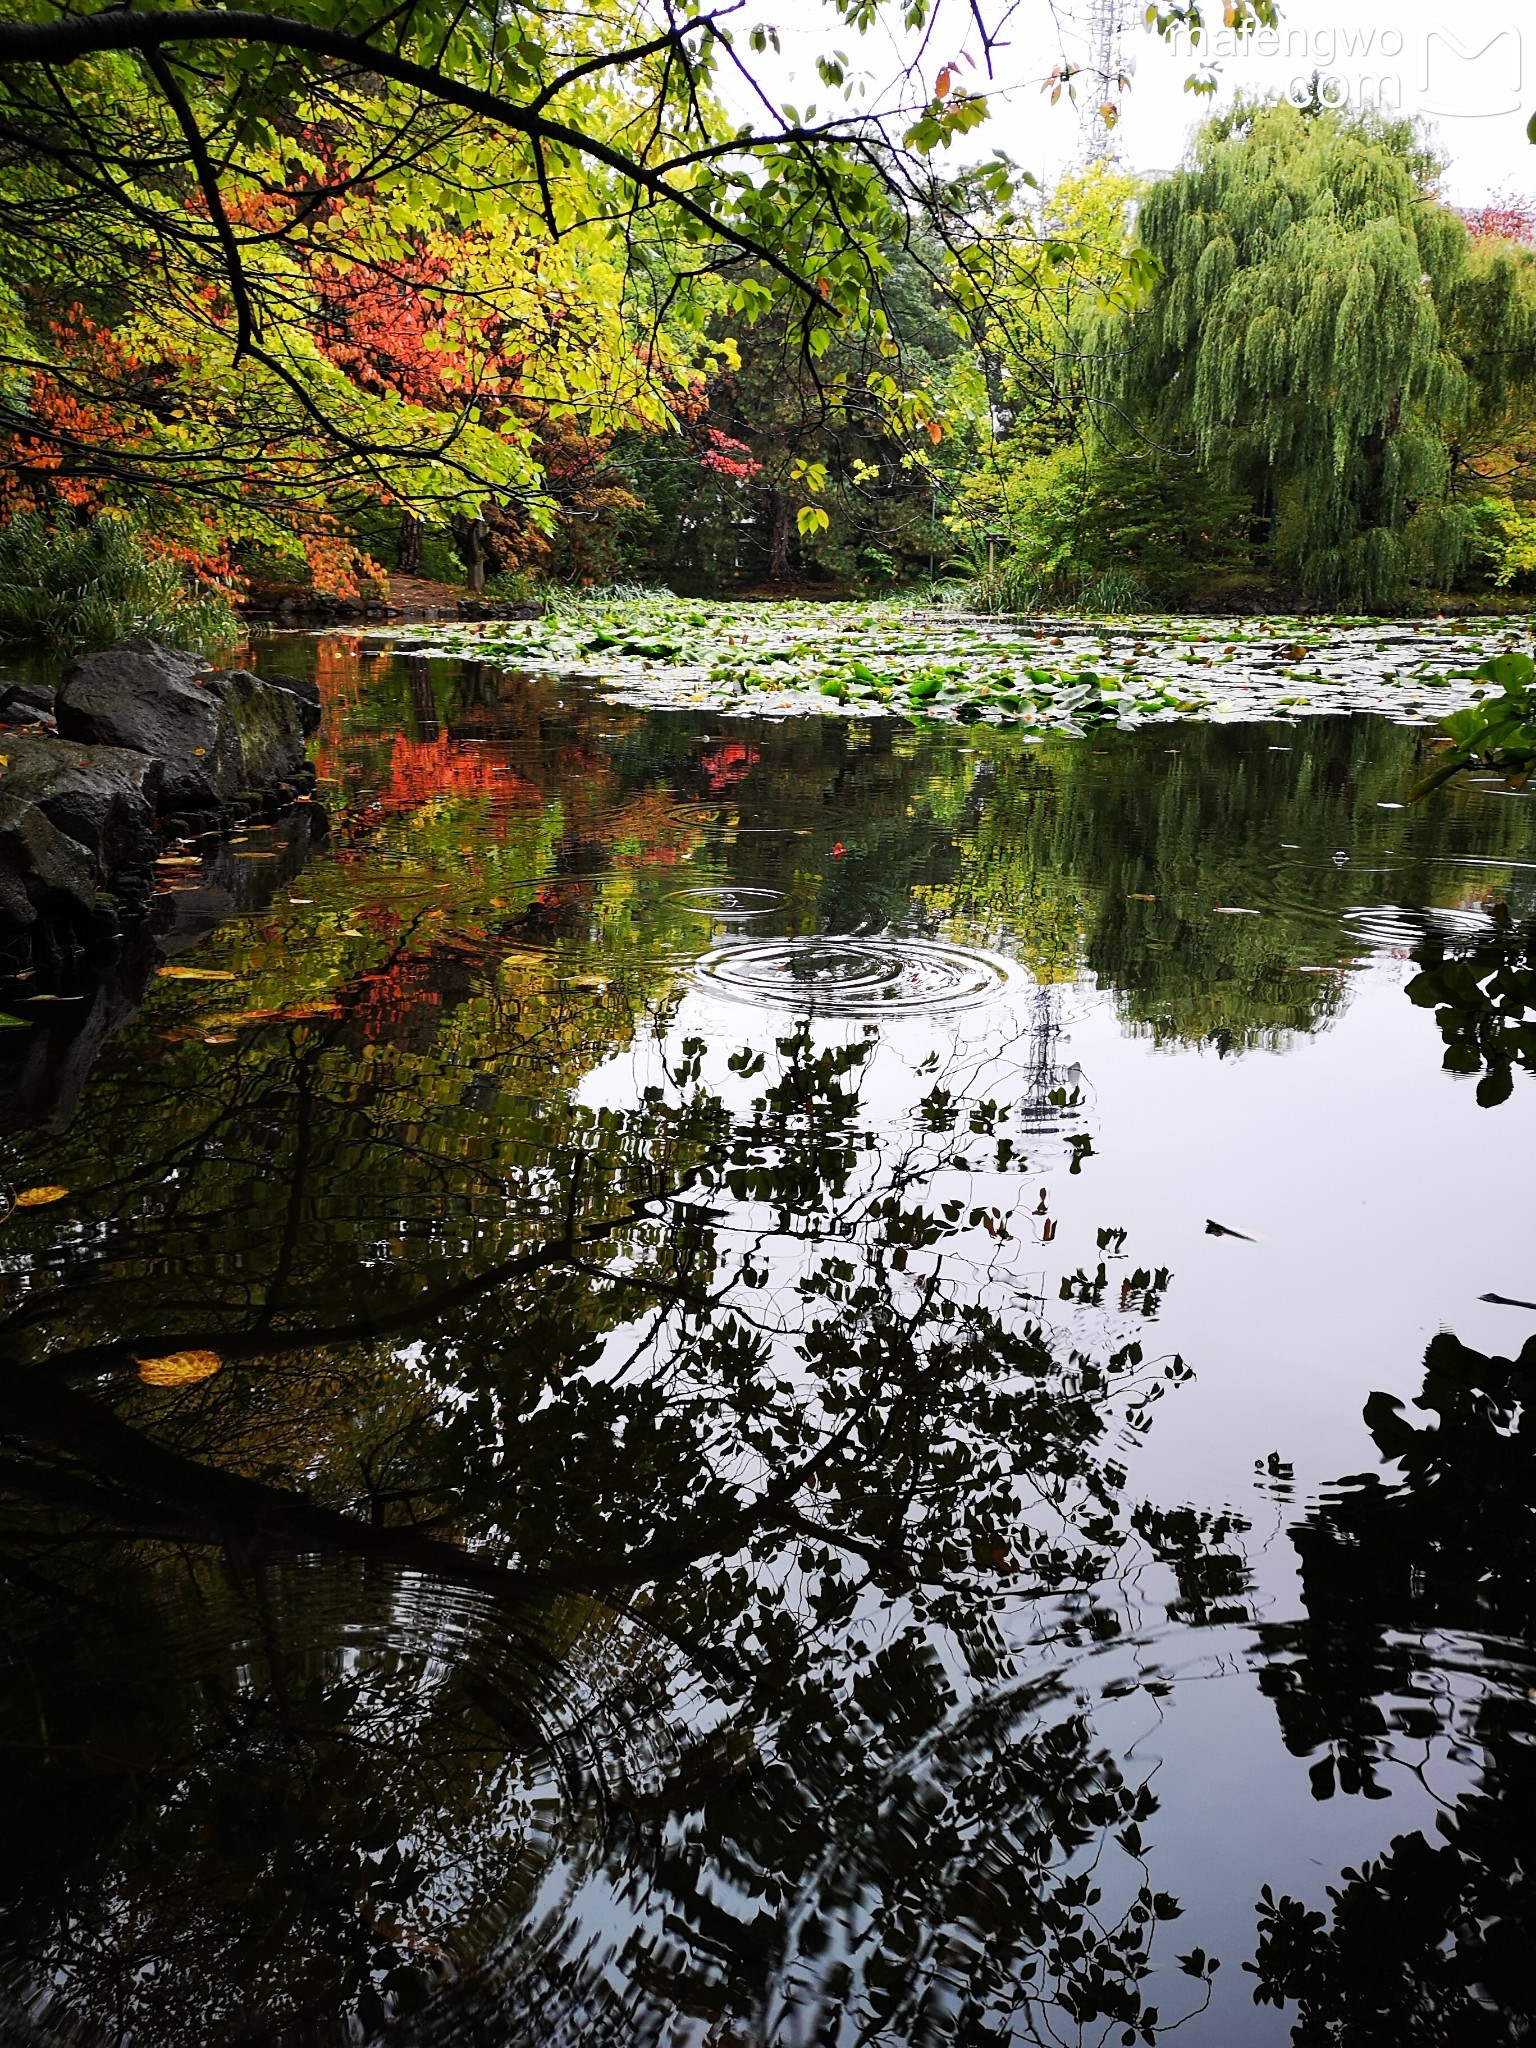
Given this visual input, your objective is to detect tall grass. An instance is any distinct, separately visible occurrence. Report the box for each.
[546,581,667,611]
[1073,568,1150,617]
[0,516,240,653]
[964,559,1050,615]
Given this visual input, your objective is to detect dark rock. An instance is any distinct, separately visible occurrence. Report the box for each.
[0,680,57,723]
[0,799,102,931]
[55,642,313,812]
[202,668,308,793]
[0,733,162,870]
[2,637,321,997]
[261,671,323,733]
[56,640,224,809]
[458,598,545,621]
[0,859,32,936]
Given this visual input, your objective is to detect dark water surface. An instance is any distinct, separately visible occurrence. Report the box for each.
[1,642,1533,2045]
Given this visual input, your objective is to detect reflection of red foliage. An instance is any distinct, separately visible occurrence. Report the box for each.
[379,734,537,813]
[343,947,446,1040]
[699,742,759,793]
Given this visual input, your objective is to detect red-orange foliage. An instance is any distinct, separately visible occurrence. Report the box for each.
[1465,195,1536,245]
[0,310,233,584]
[698,428,761,481]
[311,248,485,409]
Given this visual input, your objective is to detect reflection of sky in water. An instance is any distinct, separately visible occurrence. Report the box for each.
[2,650,1534,2044]
[570,916,1536,2045]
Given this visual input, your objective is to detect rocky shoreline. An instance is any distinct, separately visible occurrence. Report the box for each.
[0,640,325,983]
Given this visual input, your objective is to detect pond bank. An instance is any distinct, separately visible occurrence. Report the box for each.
[0,640,324,989]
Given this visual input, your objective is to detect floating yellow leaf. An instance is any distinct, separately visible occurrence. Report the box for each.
[136,1349,222,1387]
[158,967,239,981]
[14,1185,68,1207]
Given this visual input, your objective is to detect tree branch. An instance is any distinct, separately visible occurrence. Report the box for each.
[0,8,827,301]
[141,45,256,360]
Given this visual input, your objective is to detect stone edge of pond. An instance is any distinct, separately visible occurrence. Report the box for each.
[0,640,326,993]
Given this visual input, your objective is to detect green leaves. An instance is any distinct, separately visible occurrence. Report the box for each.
[1410,651,1536,801]
[1120,101,1521,608]
[902,90,989,156]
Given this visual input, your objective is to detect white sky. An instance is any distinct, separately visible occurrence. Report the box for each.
[734,0,1531,207]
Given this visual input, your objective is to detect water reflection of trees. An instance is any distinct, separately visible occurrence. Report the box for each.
[0,996,1232,2043]
[936,717,1536,1053]
[5,655,1536,2041]
[1249,1327,1536,2044]
[1406,904,1536,1107]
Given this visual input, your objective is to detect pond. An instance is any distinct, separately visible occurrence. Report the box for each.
[0,619,1533,2046]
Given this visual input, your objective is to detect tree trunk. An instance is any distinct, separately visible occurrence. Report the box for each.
[452,514,489,592]
[768,491,794,582]
[397,510,424,575]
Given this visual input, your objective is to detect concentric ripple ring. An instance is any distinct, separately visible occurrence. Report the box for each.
[694,936,1014,1016]
[668,885,785,919]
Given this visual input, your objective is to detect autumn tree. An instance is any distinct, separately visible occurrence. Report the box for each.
[0,0,1278,588]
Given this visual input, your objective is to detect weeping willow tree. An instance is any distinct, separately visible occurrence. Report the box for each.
[1117,102,1536,608]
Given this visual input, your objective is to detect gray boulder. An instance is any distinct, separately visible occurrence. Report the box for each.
[203,668,309,788]
[3,640,319,961]
[56,640,224,809]
[259,671,322,734]
[0,733,162,870]
[0,798,111,939]
[55,642,313,807]
[0,679,57,724]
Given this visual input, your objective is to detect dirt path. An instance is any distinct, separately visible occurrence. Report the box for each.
[384,574,468,613]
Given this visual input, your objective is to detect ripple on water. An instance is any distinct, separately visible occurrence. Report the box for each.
[694,936,1015,1016]
[1343,901,1496,952]
[668,885,785,919]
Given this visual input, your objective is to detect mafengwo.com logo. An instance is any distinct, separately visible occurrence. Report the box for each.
[1419,24,1522,118]
[1163,21,1523,122]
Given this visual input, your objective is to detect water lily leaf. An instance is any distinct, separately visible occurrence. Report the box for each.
[14,1185,68,1207]
[136,1349,222,1387]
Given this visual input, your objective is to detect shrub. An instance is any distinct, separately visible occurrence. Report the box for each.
[1075,568,1150,615]
[0,515,240,652]
[958,444,1251,614]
